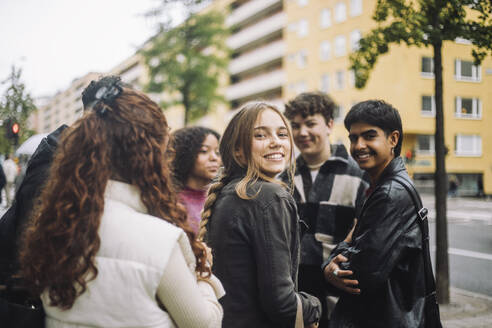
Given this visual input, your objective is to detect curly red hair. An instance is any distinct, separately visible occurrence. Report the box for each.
[19,87,210,309]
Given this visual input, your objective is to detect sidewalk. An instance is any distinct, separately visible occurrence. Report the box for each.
[441,288,492,327]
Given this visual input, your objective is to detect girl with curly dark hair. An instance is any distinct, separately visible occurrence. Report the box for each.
[198,102,321,328]
[19,76,224,328]
[170,126,221,234]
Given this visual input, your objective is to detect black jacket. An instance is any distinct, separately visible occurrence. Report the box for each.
[324,157,426,328]
[0,125,67,282]
[207,177,321,327]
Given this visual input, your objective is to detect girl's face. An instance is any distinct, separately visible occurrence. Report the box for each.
[188,134,221,187]
[251,109,291,178]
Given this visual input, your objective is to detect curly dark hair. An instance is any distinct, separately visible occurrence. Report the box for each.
[284,91,337,124]
[170,126,220,189]
[19,77,210,309]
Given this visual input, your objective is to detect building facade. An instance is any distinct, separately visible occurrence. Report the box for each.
[29,0,492,195]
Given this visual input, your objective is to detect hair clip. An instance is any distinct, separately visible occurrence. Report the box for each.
[82,75,123,110]
[95,84,122,104]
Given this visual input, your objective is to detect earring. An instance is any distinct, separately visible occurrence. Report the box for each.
[391,147,394,155]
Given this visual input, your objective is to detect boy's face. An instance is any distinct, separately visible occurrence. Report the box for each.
[348,122,399,182]
[290,113,333,158]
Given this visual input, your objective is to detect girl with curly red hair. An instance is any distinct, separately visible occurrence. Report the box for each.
[19,76,224,328]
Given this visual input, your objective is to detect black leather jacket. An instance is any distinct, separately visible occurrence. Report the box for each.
[324,157,426,328]
[207,177,321,327]
[0,125,67,282]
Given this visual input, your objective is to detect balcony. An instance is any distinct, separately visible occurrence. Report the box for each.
[227,12,286,51]
[226,69,285,101]
[226,0,282,27]
[229,40,285,75]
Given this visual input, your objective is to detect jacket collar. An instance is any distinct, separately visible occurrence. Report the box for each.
[296,143,349,170]
[375,156,406,187]
[104,180,148,214]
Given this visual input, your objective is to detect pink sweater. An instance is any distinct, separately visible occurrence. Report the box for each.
[179,187,208,235]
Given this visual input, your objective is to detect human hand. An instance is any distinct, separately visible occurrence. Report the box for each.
[323,254,360,295]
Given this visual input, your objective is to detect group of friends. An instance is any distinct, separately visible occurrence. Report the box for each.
[2,75,436,328]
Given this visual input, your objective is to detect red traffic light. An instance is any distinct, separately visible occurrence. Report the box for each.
[12,122,19,135]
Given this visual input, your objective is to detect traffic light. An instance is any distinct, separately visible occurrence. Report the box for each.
[4,118,20,145]
[11,122,19,136]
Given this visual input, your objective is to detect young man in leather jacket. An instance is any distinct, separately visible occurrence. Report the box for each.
[322,100,427,327]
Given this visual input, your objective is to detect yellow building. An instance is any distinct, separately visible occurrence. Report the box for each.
[30,0,491,196]
[194,0,490,196]
[280,0,491,196]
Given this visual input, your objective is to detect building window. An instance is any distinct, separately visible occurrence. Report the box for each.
[320,74,330,93]
[416,135,435,155]
[320,9,331,28]
[336,70,345,90]
[455,134,482,156]
[421,57,434,77]
[320,41,331,61]
[297,81,307,93]
[334,35,346,57]
[298,0,308,7]
[335,2,347,23]
[455,37,472,45]
[421,95,435,116]
[455,97,482,119]
[350,30,361,51]
[288,22,298,32]
[455,59,481,81]
[297,50,308,68]
[289,81,308,94]
[349,69,355,87]
[298,19,309,38]
[350,0,362,16]
[334,105,344,122]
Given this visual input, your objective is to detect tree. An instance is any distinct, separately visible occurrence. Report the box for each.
[0,66,36,154]
[142,1,229,126]
[350,0,492,304]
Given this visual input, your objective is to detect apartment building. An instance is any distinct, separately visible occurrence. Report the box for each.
[30,0,491,195]
[33,72,101,133]
[282,0,492,196]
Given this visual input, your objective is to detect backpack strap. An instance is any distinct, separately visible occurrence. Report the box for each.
[391,175,437,298]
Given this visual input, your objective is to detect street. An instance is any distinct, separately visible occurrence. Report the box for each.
[423,195,492,297]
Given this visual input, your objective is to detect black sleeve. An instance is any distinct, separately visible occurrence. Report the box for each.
[0,125,67,279]
[253,194,321,327]
[342,186,420,292]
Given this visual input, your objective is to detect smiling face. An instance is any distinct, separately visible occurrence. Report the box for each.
[290,113,333,163]
[348,122,399,183]
[251,109,292,178]
[187,133,221,189]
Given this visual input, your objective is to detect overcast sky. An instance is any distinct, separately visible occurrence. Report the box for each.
[0,0,172,99]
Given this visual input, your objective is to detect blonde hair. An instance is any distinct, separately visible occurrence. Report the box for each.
[198,102,295,240]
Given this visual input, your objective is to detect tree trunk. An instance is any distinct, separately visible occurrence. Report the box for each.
[183,85,190,126]
[433,41,450,304]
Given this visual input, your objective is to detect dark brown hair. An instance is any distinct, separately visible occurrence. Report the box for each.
[284,91,336,124]
[19,85,210,309]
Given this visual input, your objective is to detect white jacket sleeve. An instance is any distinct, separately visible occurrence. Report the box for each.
[156,241,225,328]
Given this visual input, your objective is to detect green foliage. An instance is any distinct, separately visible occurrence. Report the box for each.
[351,0,492,88]
[0,66,36,155]
[143,9,229,125]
